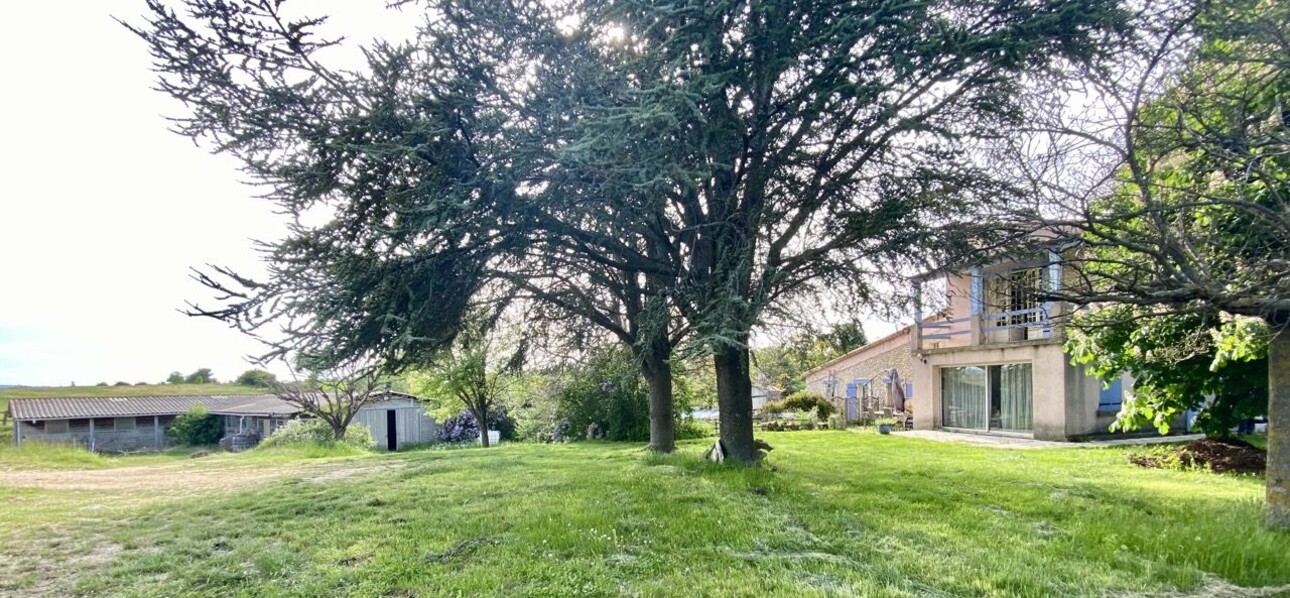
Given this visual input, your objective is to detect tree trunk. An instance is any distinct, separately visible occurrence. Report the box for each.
[1266,323,1289,529]
[641,338,676,453]
[474,407,490,448]
[714,341,756,463]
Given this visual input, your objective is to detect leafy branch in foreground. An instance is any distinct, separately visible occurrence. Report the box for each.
[1066,305,1267,437]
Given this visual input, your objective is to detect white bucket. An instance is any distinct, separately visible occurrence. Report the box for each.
[481,430,501,446]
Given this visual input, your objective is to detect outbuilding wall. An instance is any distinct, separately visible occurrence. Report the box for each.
[352,398,439,450]
[15,415,177,451]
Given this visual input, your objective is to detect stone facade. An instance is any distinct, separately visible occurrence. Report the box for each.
[804,327,915,416]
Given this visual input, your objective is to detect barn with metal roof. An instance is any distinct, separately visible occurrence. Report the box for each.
[4,392,438,452]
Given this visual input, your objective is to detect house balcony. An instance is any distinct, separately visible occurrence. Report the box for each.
[914,307,1057,352]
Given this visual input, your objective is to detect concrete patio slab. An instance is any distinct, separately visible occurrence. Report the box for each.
[887,429,1204,449]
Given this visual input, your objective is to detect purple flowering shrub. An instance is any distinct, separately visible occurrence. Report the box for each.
[439,408,517,443]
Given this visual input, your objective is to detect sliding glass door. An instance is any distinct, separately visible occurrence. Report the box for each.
[941,366,987,429]
[941,363,1033,433]
[991,364,1033,431]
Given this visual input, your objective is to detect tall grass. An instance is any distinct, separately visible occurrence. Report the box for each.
[0,441,109,469]
[248,441,370,461]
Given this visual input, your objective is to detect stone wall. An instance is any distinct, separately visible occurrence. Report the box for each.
[804,327,914,412]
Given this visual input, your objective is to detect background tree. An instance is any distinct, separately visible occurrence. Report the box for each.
[132,0,1118,464]
[184,368,216,384]
[1003,0,1289,526]
[235,369,277,388]
[673,357,719,410]
[542,0,1120,462]
[754,323,869,393]
[505,253,688,451]
[409,312,524,447]
[271,364,381,441]
[165,371,184,385]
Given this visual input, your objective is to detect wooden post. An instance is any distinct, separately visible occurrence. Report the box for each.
[1044,249,1062,339]
[912,280,924,352]
[154,415,161,449]
[970,266,984,345]
[89,418,96,452]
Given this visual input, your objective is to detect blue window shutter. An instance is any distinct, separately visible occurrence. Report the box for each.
[905,382,914,398]
[1098,379,1123,412]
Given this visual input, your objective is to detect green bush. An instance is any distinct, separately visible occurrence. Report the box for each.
[257,419,374,451]
[234,369,277,387]
[782,391,836,418]
[557,347,651,442]
[761,400,788,414]
[514,348,698,444]
[166,406,222,446]
[675,419,715,440]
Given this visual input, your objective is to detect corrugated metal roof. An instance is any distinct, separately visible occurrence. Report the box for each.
[4,395,301,421]
[206,395,301,417]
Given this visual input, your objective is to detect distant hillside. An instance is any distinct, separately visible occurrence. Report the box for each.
[1,384,266,402]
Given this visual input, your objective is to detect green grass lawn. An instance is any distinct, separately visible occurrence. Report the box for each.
[1,432,1286,597]
[1,384,265,443]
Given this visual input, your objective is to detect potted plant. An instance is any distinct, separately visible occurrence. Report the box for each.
[875,418,897,435]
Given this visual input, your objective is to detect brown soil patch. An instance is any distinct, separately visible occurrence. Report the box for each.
[1130,438,1266,474]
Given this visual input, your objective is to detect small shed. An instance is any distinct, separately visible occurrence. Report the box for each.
[352,393,438,451]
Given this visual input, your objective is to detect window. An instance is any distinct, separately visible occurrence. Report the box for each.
[92,418,115,431]
[135,416,155,428]
[942,366,987,429]
[45,420,69,434]
[942,363,1033,432]
[115,417,136,431]
[986,267,1043,325]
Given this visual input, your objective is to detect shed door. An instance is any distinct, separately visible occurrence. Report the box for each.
[386,409,398,451]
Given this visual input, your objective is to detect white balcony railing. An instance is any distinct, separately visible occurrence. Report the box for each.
[916,307,1053,350]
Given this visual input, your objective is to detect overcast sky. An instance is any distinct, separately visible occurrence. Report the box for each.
[0,2,414,386]
[0,2,898,387]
